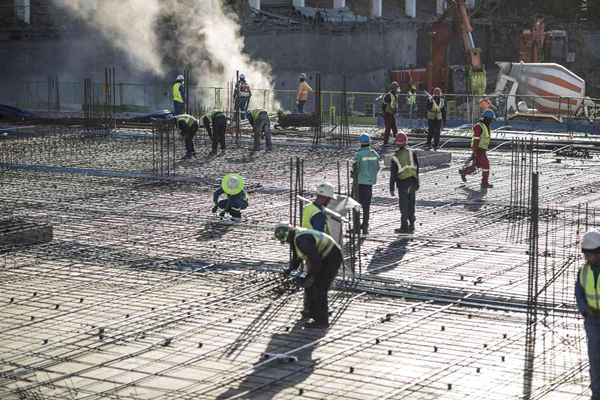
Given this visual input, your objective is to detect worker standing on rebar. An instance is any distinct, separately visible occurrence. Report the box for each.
[212,174,248,223]
[296,73,313,113]
[576,230,600,400]
[172,74,185,115]
[382,81,399,145]
[234,74,252,117]
[302,183,336,234]
[274,224,342,329]
[426,87,446,150]
[175,113,198,160]
[390,132,419,234]
[246,109,272,152]
[352,134,380,234]
[459,110,495,190]
[202,110,227,156]
[407,84,417,127]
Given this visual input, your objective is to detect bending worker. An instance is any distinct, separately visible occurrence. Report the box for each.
[296,73,313,113]
[274,224,341,329]
[202,110,227,156]
[576,231,600,400]
[426,87,446,150]
[390,132,419,234]
[212,173,248,223]
[303,183,336,234]
[175,113,198,160]
[246,109,272,152]
[172,74,185,115]
[459,109,495,189]
[353,134,380,234]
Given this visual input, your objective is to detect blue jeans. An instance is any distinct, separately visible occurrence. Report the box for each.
[297,101,306,113]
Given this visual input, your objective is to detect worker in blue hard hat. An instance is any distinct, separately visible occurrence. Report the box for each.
[459,109,495,190]
[212,173,248,223]
[352,133,380,234]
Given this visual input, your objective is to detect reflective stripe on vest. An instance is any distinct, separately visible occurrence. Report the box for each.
[580,263,600,310]
[407,93,416,105]
[427,98,444,120]
[176,114,197,127]
[203,111,225,123]
[302,202,330,234]
[294,227,339,261]
[172,82,184,103]
[385,91,397,114]
[250,109,265,122]
[471,122,491,150]
[392,148,417,180]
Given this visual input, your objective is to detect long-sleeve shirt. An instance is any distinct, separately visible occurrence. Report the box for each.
[427,96,447,124]
[290,234,322,273]
[353,147,381,185]
[576,263,600,318]
[471,122,491,151]
[389,149,419,193]
[297,81,313,102]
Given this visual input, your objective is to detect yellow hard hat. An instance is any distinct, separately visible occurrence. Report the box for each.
[222,174,245,196]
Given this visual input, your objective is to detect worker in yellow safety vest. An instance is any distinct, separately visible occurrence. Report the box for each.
[212,173,249,223]
[172,74,185,115]
[459,109,495,190]
[302,183,336,234]
[389,132,419,234]
[576,231,600,400]
[382,81,399,145]
[426,87,446,150]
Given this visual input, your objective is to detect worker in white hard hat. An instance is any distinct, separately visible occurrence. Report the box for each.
[234,73,252,117]
[576,230,600,399]
[212,173,248,223]
[274,223,341,329]
[296,73,313,113]
[172,74,185,115]
[302,183,335,234]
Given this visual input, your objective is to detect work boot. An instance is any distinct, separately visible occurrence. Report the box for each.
[481,182,493,189]
[361,223,369,235]
[394,223,409,234]
[231,217,241,224]
[303,320,329,330]
[459,169,467,183]
[181,154,192,160]
[408,223,415,233]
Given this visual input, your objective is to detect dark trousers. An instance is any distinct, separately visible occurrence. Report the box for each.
[253,112,272,151]
[358,184,373,229]
[173,101,185,115]
[383,112,397,144]
[217,195,247,218]
[427,119,442,149]
[304,248,342,324]
[397,179,417,227]
[297,100,306,113]
[181,123,198,157]
[211,115,226,152]
[586,320,600,397]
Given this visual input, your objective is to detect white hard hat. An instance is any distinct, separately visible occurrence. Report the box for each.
[582,231,600,253]
[176,74,184,81]
[299,73,307,79]
[316,183,336,199]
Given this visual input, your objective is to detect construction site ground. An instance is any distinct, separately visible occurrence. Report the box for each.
[0,126,598,399]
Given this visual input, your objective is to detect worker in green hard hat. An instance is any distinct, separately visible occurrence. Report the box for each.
[212,173,248,223]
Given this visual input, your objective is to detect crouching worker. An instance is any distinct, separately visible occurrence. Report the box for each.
[212,173,248,223]
[274,224,342,329]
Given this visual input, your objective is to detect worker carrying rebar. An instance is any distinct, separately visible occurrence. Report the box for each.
[296,73,313,114]
[303,183,336,234]
[459,109,495,189]
[576,230,600,400]
[274,224,342,329]
[175,113,198,160]
[246,109,272,152]
[426,87,447,150]
[382,81,399,145]
[352,134,380,235]
[172,74,185,116]
[212,173,248,223]
[234,74,252,117]
[390,132,419,234]
[202,110,227,156]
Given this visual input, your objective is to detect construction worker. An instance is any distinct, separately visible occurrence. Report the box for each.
[234,74,252,116]
[382,81,399,145]
[459,109,495,189]
[407,84,417,125]
[202,110,227,156]
[172,74,185,115]
[353,134,380,234]
[296,73,313,113]
[274,224,342,329]
[389,132,419,234]
[576,230,600,400]
[426,87,447,150]
[212,173,248,223]
[175,113,198,159]
[302,183,336,234]
[246,109,272,152]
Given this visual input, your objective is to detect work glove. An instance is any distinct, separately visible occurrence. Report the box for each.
[293,272,315,289]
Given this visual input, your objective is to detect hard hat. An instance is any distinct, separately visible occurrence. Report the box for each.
[239,73,246,80]
[582,231,600,253]
[433,87,442,95]
[221,173,245,196]
[316,183,336,199]
[395,132,408,146]
[274,223,292,243]
[390,81,399,88]
[482,110,496,120]
[299,73,307,80]
[359,133,370,144]
[176,74,184,81]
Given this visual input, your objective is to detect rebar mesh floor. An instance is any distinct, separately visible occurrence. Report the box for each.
[1,132,598,399]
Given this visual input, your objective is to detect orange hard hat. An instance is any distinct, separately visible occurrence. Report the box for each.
[395,132,408,146]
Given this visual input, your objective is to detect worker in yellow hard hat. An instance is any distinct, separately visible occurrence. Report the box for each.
[212,173,248,223]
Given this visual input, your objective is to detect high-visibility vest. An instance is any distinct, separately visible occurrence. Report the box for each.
[580,263,600,310]
[203,111,225,123]
[427,97,444,120]
[249,109,266,122]
[172,82,184,103]
[407,92,416,106]
[238,82,251,97]
[302,202,330,234]
[384,91,397,114]
[392,148,417,181]
[176,113,198,128]
[471,122,491,150]
[294,227,339,261]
